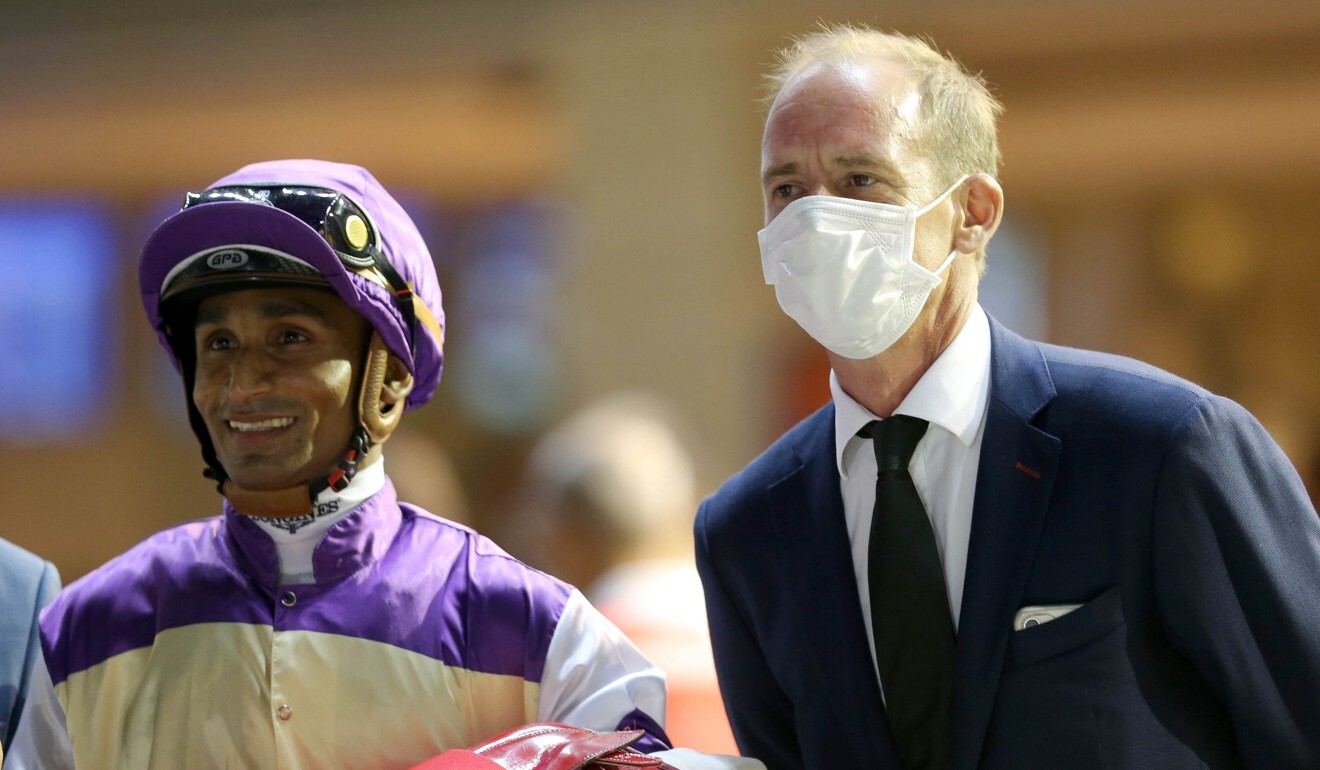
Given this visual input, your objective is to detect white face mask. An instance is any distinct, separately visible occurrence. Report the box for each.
[759,175,968,360]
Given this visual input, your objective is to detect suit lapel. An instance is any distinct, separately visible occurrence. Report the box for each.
[769,406,902,765]
[951,319,1061,770]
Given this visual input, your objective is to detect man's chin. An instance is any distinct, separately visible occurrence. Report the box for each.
[234,480,301,492]
[219,462,310,493]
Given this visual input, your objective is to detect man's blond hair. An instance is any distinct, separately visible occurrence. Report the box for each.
[765,25,1004,190]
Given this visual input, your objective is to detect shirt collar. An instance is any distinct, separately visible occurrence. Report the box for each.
[833,303,991,478]
[223,463,401,589]
[247,460,387,538]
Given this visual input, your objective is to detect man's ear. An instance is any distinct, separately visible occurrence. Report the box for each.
[359,334,415,444]
[381,354,414,409]
[954,173,1005,255]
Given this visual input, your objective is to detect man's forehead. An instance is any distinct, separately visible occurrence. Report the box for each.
[194,286,350,325]
[765,58,922,137]
[763,65,923,172]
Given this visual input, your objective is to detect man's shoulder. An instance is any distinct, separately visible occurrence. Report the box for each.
[50,518,221,613]
[76,514,223,582]
[0,537,54,591]
[0,539,58,655]
[397,503,574,602]
[1037,341,1208,399]
[700,404,832,521]
[997,326,1212,423]
[1044,342,1219,428]
[391,503,575,676]
[1000,331,1262,452]
[38,516,227,682]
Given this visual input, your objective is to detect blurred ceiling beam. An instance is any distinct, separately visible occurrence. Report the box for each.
[2,0,1319,199]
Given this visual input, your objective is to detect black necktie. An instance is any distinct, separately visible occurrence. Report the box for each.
[862,416,954,770]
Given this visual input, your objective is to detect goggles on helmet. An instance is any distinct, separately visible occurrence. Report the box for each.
[181,186,380,267]
[164,185,421,348]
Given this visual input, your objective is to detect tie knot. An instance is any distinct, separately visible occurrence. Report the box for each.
[860,415,929,473]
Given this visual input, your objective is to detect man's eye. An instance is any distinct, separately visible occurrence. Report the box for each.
[772,184,796,199]
[849,173,875,187]
[280,330,308,344]
[205,337,233,352]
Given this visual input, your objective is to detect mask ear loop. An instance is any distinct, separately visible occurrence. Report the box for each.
[929,247,960,277]
[914,174,971,278]
[915,175,970,217]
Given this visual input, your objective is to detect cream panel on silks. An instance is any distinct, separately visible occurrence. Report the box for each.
[57,623,538,769]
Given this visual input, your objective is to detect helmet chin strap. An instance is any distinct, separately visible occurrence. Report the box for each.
[215,427,373,519]
[212,333,399,519]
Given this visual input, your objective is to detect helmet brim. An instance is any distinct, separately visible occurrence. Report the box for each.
[139,200,356,330]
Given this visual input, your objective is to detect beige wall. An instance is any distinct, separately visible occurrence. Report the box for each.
[5,0,1320,580]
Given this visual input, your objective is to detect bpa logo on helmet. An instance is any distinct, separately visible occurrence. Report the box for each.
[206,249,250,270]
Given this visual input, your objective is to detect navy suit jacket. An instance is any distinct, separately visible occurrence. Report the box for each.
[695,318,1320,769]
[0,537,60,751]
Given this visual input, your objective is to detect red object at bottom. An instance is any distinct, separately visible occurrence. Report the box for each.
[408,722,677,770]
[410,750,503,770]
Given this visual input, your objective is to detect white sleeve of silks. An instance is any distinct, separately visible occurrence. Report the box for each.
[537,590,768,770]
[649,749,768,770]
[5,651,75,770]
[537,588,667,731]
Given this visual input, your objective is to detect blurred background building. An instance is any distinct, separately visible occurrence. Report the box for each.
[3,0,1319,587]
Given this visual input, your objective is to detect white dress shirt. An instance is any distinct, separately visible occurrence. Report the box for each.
[832,303,992,684]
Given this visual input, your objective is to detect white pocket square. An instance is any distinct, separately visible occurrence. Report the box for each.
[1013,603,1083,631]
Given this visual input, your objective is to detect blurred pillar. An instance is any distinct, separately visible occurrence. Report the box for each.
[549,7,774,486]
